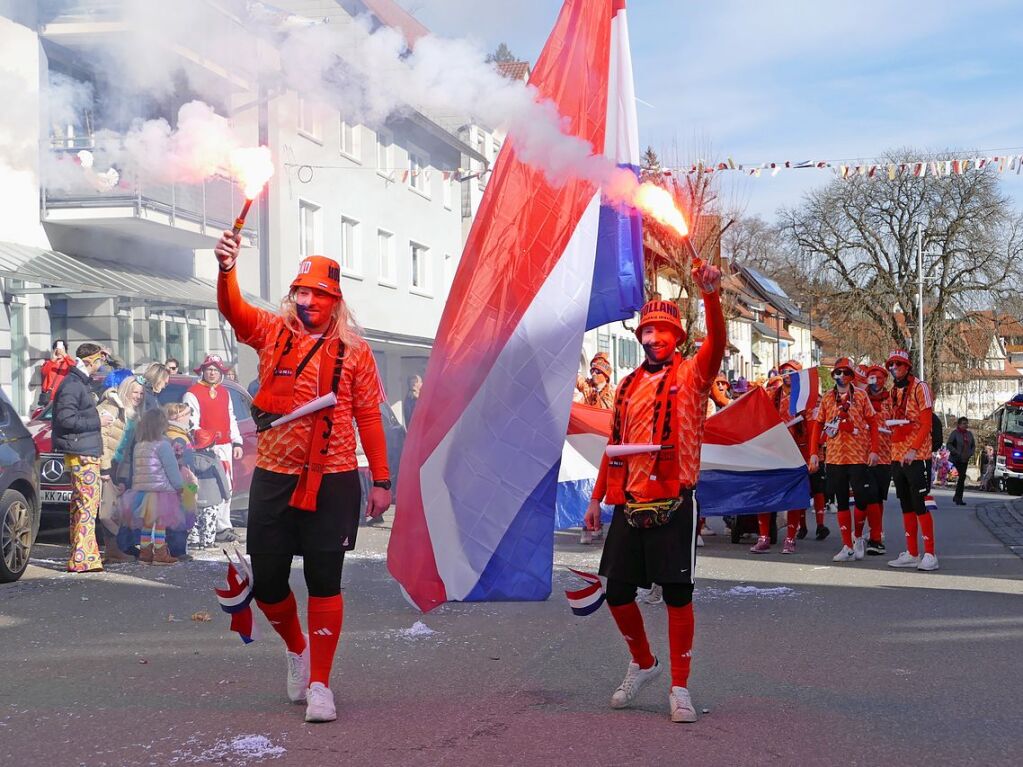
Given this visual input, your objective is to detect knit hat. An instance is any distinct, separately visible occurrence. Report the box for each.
[589,352,612,379]
[194,353,231,374]
[886,349,912,368]
[635,299,686,343]
[291,255,343,297]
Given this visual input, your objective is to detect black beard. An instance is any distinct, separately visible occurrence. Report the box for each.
[643,344,673,366]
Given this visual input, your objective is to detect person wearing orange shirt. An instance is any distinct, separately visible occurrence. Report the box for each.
[214,231,391,724]
[576,352,616,410]
[750,360,814,555]
[809,357,879,562]
[884,350,939,571]
[584,261,725,725]
[864,364,894,556]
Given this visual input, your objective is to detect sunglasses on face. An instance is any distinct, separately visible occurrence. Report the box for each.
[832,370,852,378]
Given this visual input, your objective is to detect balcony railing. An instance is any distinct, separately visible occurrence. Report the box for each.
[42,148,258,241]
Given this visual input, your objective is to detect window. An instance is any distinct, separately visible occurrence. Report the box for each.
[9,301,27,414]
[597,329,611,355]
[299,200,322,257]
[188,320,206,370]
[166,319,185,365]
[376,128,393,175]
[410,241,431,294]
[476,131,488,189]
[492,139,502,162]
[377,229,396,287]
[117,312,134,368]
[408,145,430,196]
[340,120,360,161]
[297,97,322,141]
[617,337,639,369]
[149,317,164,362]
[340,216,361,276]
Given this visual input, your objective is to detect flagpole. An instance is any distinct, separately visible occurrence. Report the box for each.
[917,222,925,381]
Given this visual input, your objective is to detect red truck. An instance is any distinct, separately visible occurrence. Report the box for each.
[991,393,1023,495]
[28,374,257,524]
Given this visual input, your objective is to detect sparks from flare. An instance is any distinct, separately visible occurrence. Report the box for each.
[631,182,703,267]
[229,147,275,200]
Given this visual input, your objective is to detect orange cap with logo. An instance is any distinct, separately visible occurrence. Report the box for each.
[635,299,687,343]
[291,256,343,298]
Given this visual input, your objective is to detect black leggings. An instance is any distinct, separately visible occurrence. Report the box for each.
[605,578,694,608]
[250,552,346,604]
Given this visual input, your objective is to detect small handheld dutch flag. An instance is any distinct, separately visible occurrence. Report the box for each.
[925,496,938,513]
[215,547,260,644]
[564,568,606,616]
[788,368,820,418]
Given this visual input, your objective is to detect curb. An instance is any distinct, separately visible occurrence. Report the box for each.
[974,498,1023,560]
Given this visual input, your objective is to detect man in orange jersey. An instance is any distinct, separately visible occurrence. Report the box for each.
[214,231,392,723]
[584,261,725,724]
[884,350,939,571]
[809,357,879,562]
[576,352,616,410]
[864,364,894,555]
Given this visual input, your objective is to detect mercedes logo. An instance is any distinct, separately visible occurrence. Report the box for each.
[41,458,65,483]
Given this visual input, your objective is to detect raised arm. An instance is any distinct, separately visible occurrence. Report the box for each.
[692,263,726,388]
[215,231,264,344]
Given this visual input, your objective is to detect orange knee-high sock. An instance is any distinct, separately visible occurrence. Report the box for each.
[903,513,920,557]
[307,594,344,686]
[609,602,655,669]
[837,510,853,547]
[666,603,695,688]
[867,502,884,539]
[799,509,807,530]
[757,513,771,538]
[696,517,704,535]
[813,493,826,526]
[853,507,867,538]
[786,510,801,540]
[918,513,936,555]
[256,592,306,655]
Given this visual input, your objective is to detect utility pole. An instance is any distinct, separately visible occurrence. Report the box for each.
[917,222,925,382]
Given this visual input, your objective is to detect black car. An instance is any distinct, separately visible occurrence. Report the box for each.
[0,386,41,583]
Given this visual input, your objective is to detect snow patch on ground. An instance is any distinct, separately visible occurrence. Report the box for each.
[397,620,436,638]
[700,585,797,600]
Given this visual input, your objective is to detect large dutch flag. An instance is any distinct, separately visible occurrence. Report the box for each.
[387,0,644,612]
[555,404,615,530]
[698,387,811,517]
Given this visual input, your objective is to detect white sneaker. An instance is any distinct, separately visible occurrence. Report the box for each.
[696,534,705,548]
[610,659,661,709]
[304,682,337,723]
[832,545,855,562]
[888,551,920,568]
[669,686,698,723]
[286,635,310,703]
[917,553,939,571]
[853,537,865,560]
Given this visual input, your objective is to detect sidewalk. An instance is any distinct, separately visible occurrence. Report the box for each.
[975,497,1023,560]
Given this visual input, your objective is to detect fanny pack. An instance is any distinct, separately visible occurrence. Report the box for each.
[623,498,682,529]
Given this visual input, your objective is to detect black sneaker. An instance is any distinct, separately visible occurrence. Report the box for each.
[215,529,240,543]
[796,525,808,540]
[865,539,886,556]
[815,525,831,541]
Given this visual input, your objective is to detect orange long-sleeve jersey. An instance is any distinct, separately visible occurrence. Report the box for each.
[889,376,933,462]
[217,267,389,481]
[593,291,726,503]
[809,386,879,465]
[868,392,895,464]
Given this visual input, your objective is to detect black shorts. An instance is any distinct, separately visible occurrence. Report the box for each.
[869,464,892,501]
[246,467,362,555]
[827,463,873,510]
[891,460,928,515]
[599,491,696,587]
[810,464,827,496]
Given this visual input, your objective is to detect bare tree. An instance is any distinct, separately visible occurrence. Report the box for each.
[779,149,1023,387]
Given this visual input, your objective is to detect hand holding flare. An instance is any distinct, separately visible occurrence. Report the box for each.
[228,147,274,235]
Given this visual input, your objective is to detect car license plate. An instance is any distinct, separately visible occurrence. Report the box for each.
[42,490,72,504]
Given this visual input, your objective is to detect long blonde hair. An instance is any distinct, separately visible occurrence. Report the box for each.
[280,292,363,347]
[143,362,171,393]
[115,376,143,421]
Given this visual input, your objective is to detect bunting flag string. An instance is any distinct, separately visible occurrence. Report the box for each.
[647,150,1023,181]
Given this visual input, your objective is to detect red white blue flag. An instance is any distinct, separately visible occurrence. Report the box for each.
[787,368,820,417]
[215,548,259,644]
[388,0,643,612]
[564,568,606,616]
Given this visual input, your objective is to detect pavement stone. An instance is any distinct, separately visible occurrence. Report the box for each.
[975,497,1023,558]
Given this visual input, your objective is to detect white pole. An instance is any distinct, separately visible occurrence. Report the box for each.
[917,222,925,381]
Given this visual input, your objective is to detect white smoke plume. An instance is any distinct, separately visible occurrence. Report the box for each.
[37,1,640,204]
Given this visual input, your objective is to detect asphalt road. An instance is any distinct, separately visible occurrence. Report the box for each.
[2,484,1021,766]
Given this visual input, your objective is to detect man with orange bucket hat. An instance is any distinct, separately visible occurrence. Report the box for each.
[808,356,879,562]
[583,261,725,724]
[214,232,391,723]
[884,349,939,571]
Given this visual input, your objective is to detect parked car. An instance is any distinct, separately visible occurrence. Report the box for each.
[28,374,257,525]
[0,386,41,583]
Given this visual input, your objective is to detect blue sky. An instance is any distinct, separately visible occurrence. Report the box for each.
[397,0,1023,220]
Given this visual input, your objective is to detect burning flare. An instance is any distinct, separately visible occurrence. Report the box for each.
[633,183,689,237]
[229,147,275,199]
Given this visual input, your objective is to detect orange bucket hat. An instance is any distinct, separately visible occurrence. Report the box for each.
[291,255,343,298]
[635,299,687,343]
